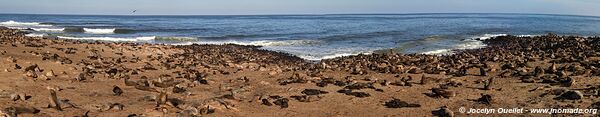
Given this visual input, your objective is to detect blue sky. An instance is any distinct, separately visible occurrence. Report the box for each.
[1,0,600,16]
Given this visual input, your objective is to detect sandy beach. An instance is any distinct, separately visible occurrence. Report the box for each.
[1,27,600,117]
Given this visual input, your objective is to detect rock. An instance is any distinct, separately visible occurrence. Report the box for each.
[384,99,421,108]
[555,90,583,100]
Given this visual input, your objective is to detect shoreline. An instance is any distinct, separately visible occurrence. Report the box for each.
[2,28,600,116]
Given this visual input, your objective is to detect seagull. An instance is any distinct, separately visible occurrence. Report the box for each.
[132,10,137,13]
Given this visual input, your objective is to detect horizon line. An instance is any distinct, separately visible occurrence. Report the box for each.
[1,12,599,18]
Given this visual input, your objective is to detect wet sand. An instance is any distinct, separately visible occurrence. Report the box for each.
[1,28,600,117]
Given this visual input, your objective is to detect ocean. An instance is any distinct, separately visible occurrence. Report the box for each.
[2,13,600,60]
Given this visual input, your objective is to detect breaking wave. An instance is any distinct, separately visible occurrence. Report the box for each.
[83,28,116,34]
[420,34,535,55]
[0,20,52,27]
[154,36,197,41]
[57,36,155,42]
[31,28,65,32]
[176,39,322,46]
[50,28,135,34]
[25,33,47,37]
[299,53,367,61]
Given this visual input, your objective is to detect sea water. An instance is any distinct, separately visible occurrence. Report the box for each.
[2,13,600,60]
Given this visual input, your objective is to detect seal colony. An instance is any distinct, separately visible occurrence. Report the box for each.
[1,28,600,116]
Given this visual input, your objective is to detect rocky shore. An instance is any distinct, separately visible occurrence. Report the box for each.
[1,28,600,116]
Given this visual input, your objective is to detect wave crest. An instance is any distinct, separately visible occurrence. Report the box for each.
[177,39,322,46]
[421,33,517,55]
[83,28,116,34]
[57,36,155,41]
[0,20,52,27]
[31,28,65,32]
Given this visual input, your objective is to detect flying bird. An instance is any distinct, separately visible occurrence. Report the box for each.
[132,10,137,13]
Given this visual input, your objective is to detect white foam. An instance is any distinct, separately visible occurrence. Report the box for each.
[0,20,51,27]
[242,40,321,46]
[25,33,47,37]
[155,36,197,41]
[421,49,452,55]
[83,28,115,34]
[516,35,537,37]
[477,34,507,40]
[422,34,509,55]
[57,36,155,42]
[5,27,29,30]
[177,39,321,46]
[32,28,65,32]
[300,53,363,61]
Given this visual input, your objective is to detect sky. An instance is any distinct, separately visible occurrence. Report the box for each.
[1,0,600,16]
